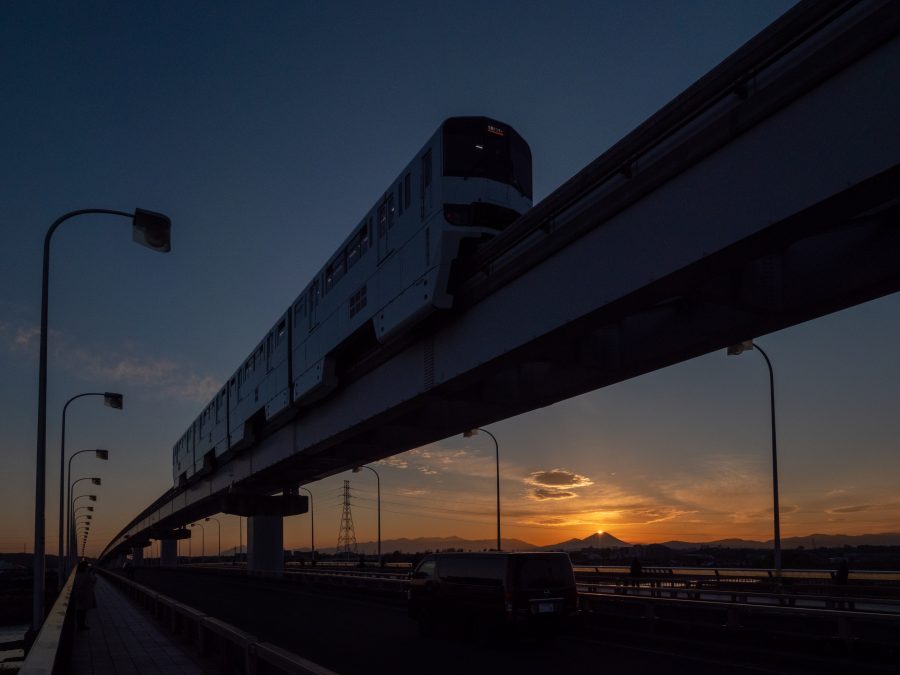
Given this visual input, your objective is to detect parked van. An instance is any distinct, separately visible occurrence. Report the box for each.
[407,552,578,634]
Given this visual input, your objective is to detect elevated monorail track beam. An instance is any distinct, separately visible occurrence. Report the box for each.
[457,0,900,302]
[101,0,900,562]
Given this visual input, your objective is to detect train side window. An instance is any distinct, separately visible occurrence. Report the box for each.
[398,182,403,215]
[363,218,371,249]
[404,172,411,209]
[347,225,367,268]
[378,203,387,239]
[333,251,346,285]
[277,319,286,339]
[387,193,395,228]
[294,297,306,325]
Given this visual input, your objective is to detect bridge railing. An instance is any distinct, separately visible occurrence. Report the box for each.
[577,590,900,658]
[572,566,900,598]
[98,569,337,675]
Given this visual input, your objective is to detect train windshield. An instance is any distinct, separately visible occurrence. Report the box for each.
[443,118,533,199]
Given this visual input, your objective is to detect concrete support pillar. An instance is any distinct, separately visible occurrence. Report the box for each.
[247,515,283,573]
[132,546,144,566]
[160,539,177,566]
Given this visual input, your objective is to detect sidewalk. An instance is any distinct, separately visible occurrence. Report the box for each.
[70,575,217,674]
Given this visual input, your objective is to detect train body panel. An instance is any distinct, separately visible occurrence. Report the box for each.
[173,116,532,487]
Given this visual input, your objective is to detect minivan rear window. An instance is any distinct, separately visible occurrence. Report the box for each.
[515,556,573,588]
[439,556,506,586]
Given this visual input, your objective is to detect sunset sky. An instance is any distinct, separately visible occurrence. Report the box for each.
[2,1,898,559]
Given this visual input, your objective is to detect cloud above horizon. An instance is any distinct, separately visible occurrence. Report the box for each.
[3,321,219,404]
[525,468,593,501]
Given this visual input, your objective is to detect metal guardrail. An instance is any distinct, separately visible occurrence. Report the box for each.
[578,581,900,614]
[98,569,337,675]
[572,567,900,604]
[185,563,900,614]
[19,568,77,675]
[578,590,900,654]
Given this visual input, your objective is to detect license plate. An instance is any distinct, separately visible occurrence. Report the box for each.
[536,602,555,614]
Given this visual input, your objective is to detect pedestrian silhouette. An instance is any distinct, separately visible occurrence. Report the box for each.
[629,557,642,587]
[835,559,849,585]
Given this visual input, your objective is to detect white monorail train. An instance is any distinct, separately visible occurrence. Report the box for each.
[173,117,533,487]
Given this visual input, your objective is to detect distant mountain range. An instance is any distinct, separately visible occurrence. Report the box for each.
[292,531,900,555]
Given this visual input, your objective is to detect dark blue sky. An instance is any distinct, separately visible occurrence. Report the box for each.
[3,1,898,554]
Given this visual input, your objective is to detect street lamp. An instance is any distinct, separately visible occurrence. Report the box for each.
[57,392,121,585]
[463,428,501,551]
[191,523,205,561]
[66,451,107,573]
[298,487,315,565]
[728,339,782,576]
[32,207,170,631]
[205,517,221,563]
[353,465,381,566]
[69,477,102,568]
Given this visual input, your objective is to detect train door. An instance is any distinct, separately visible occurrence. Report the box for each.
[420,149,433,220]
[308,278,320,331]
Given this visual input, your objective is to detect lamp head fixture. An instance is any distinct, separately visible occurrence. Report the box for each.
[95,450,109,460]
[103,393,124,409]
[132,208,172,252]
[91,477,102,485]
[727,340,755,356]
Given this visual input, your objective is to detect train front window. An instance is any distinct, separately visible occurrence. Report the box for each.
[443,118,532,199]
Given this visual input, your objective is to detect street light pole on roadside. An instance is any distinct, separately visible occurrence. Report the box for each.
[463,427,501,552]
[191,523,205,561]
[32,207,171,632]
[58,392,122,586]
[352,466,381,566]
[66,454,107,569]
[298,487,315,565]
[728,339,782,576]
[69,477,102,568]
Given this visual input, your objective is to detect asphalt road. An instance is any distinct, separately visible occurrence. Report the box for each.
[127,568,859,675]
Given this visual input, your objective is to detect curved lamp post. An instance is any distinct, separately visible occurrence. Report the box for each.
[66,454,107,569]
[58,392,121,585]
[205,517,221,563]
[69,477,102,568]
[728,339,782,576]
[298,487,315,565]
[463,428,501,551]
[32,207,170,630]
[352,466,381,566]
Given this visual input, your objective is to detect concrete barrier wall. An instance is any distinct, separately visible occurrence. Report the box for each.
[19,569,77,675]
